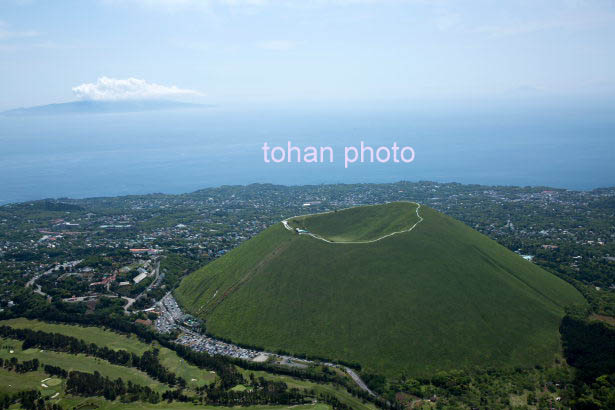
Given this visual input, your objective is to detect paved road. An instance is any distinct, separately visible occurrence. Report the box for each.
[123,260,160,312]
[122,296,136,311]
[60,261,160,314]
[160,293,378,397]
[25,266,55,289]
[33,284,47,297]
[344,367,376,396]
[63,295,102,303]
[26,260,82,298]
[26,269,54,299]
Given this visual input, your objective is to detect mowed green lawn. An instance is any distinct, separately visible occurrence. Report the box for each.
[289,202,420,242]
[0,318,148,354]
[0,320,348,410]
[59,396,331,410]
[239,368,377,410]
[0,369,331,410]
[0,367,55,395]
[177,203,585,377]
[0,337,165,391]
[0,318,216,388]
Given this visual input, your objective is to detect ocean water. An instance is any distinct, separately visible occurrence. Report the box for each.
[1,101,614,204]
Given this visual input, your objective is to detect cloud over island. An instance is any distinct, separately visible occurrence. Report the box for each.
[72,77,201,101]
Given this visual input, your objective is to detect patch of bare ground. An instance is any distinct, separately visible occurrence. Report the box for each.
[590,314,615,326]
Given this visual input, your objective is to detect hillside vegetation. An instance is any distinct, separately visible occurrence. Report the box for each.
[288,202,421,242]
[176,202,585,377]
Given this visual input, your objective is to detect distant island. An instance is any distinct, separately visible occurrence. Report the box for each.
[1,99,211,116]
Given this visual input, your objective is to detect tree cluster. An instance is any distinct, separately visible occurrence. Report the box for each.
[66,370,160,403]
[0,390,62,410]
[0,325,185,387]
[43,364,68,379]
[205,376,305,406]
[0,357,39,373]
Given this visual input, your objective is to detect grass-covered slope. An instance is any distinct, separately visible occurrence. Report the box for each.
[176,202,585,377]
[288,202,421,242]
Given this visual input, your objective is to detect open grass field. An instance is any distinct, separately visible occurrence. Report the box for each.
[177,203,585,377]
[0,337,166,391]
[2,384,331,410]
[157,346,216,388]
[239,368,377,410]
[46,377,62,386]
[0,320,353,409]
[0,367,54,394]
[57,396,331,410]
[288,202,421,242]
[0,318,149,355]
[0,318,216,388]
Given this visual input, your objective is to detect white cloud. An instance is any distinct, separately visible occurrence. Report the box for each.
[257,40,296,51]
[72,77,201,101]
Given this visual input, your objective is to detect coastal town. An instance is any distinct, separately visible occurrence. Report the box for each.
[0,181,613,408]
[1,181,614,316]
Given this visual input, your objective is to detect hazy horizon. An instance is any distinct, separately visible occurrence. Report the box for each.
[1,100,613,205]
[2,0,615,110]
[1,0,614,203]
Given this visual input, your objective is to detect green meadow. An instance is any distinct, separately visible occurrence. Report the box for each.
[0,319,347,409]
[0,318,216,388]
[0,339,165,391]
[59,398,331,410]
[238,368,377,410]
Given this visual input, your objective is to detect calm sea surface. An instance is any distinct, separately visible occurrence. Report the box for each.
[1,101,614,204]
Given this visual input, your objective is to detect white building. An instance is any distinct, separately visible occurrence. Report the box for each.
[133,272,147,284]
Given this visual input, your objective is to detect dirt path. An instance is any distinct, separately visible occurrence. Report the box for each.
[282,201,424,244]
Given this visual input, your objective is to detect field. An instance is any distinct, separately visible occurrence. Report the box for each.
[0,368,55,395]
[0,373,331,410]
[0,318,149,354]
[59,397,331,410]
[0,318,216,388]
[0,338,165,391]
[176,203,585,377]
[238,368,377,410]
[0,366,334,410]
[0,318,216,387]
[0,319,353,409]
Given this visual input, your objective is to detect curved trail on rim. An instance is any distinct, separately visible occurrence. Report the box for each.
[282,201,423,244]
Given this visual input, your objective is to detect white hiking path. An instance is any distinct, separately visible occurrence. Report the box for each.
[282,201,423,244]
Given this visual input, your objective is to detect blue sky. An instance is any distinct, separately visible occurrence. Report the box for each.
[1,0,614,110]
